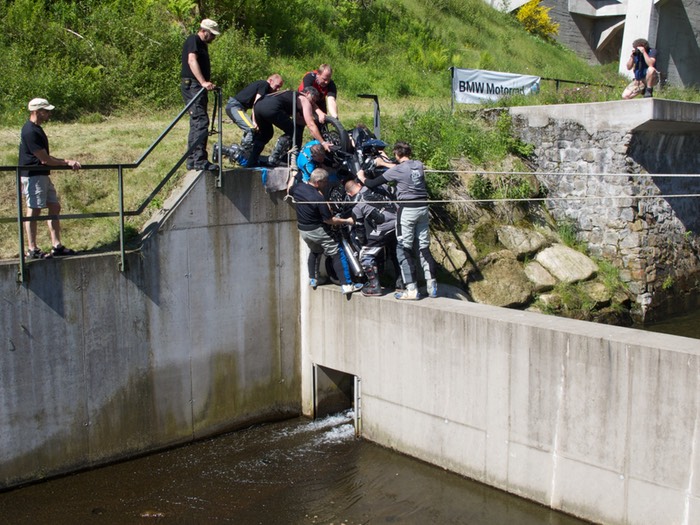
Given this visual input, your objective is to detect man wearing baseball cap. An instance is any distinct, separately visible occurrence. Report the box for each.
[19,98,81,259]
[181,18,221,172]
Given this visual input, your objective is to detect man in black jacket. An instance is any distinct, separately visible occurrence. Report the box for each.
[289,169,362,295]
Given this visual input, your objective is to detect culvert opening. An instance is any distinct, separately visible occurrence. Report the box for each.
[313,364,361,436]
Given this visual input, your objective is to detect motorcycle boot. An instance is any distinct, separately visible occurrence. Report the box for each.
[268,135,292,166]
[362,265,382,297]
[241,130,254,157]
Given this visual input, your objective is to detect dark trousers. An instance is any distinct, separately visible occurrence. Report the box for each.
[181,79,209,168]
[248,98,304,167]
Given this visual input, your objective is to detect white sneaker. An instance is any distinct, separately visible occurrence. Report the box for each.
[394,288,419,300]
[427,279,438,298]
[340,284,356,295]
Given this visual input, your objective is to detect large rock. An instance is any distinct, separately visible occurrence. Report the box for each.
[469,250,532,307]
[582,281,611,307]
[535,244,598,283]
[497,225,549,258]
[524,261,557,292]
[432,238,469,273]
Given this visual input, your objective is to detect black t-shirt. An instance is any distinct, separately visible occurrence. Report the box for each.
[256,90,301,117]
[180,34,210,81]
[19,120,49,177]
[301,71,337,113]
[289,182,332,231]
[234,80,272,109]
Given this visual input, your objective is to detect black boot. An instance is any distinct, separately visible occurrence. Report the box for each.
[245,142,265,168]
[268,135,292,166]
[362,266,382,296]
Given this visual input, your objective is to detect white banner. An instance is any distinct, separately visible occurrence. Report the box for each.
[452,67,540,104]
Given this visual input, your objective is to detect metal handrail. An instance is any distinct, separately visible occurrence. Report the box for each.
[0,87,223,282]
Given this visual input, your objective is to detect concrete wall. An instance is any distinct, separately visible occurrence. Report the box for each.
[0,169,301,489]
[535,0,700,88]
[302,288,700,525]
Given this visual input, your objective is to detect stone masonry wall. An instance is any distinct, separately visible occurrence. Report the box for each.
[511,116,700,320]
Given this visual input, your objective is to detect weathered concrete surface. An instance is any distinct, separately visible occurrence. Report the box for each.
[0,169,301,489]
[303,288,700,525]
[510,98,700,134]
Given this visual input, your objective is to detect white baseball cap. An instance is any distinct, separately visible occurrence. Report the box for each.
[28,98,55,111]
[200,19,220,35]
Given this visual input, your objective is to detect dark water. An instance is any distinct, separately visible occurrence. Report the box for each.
[642,309,700,340]
[0,411,590,525]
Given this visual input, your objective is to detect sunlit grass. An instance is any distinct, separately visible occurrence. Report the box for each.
[2,87,699,259]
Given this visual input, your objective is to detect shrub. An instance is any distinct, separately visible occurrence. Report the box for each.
[515,0,559,42]
[468,174,494,200]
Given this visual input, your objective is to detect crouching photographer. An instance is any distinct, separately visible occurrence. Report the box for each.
[622,38,659,99]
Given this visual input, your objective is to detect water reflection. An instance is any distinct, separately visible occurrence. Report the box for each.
[642,309,700,340]
[0,411,590,524]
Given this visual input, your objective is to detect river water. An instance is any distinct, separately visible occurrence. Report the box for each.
[0,411,591,525]
[4,314,695,525]
[642,308,700,340]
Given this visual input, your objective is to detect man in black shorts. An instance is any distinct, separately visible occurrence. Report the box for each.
[245,86,333,168]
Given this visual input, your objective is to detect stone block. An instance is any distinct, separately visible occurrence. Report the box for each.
[535,244,598,283]
[524,261,557,292]
[497,225,549,258]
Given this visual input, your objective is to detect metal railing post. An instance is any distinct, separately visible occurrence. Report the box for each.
[216,89,223,188]
[16,168,26,283]
[118,165,126,272]
[3,86,217,278]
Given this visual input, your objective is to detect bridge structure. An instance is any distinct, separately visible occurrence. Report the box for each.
[484,0,700,88]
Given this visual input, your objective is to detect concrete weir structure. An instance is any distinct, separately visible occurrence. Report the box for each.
[303,289,700,525]
[0,171,302,489]
[1,102,699,524]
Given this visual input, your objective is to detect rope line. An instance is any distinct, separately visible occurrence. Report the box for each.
[287,193,700,206]
[424,169,700,178]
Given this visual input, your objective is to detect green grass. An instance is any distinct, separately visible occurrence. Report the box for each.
[2,0,699,259]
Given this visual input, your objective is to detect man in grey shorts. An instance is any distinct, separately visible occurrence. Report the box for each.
[19,98,81,259]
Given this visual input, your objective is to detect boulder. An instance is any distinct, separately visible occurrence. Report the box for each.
[469,251,532,307]
[524,261,557,292]
[535,244,598,283]
[497,225,549,258]
[582,281,611,307]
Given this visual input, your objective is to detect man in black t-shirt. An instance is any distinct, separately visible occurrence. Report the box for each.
[181,18,220,171]
[19,98,81,259]
[225,74,283,154]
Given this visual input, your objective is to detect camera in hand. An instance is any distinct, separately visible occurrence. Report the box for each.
[633,49,641,57]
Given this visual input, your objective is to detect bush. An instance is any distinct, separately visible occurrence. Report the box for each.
[468,173,494,200]
[515,0,559,42]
